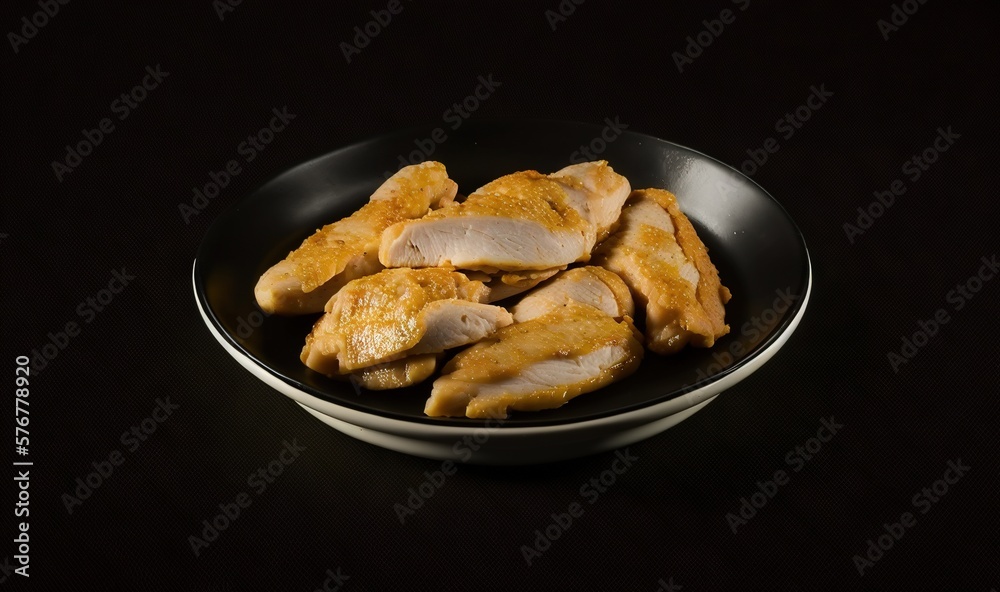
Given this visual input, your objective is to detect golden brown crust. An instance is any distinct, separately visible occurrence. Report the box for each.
[255,162,457,315]
[422,171,587,230]
[336,355,438,390]
[426,302,644,418]
[300,268,489,373]
[594,189,731,353]
[649,189,732,346]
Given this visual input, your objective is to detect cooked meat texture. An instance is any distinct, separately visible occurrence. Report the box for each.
[408,300,515,355]
[549,161,631,242]
[255,162,458,315]
[425,302,643,418]
[379,161,630,272]
[593,188,731,354]
[380,171,590,271]
[341,355,438,390]
[512,266,634,322]
[300,268,512,376]
[466,267,564,303]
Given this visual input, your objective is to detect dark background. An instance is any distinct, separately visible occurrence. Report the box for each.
[2,0,998,590]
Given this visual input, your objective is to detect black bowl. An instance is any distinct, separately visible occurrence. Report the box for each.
[194,119,810,433]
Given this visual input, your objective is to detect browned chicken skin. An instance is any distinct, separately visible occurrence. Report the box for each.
[425,301,643,418]
[300,267,512,378]
[379,161,630,272]
[339,355,439,391]
[255,162,457,315]
[594,188,731,354]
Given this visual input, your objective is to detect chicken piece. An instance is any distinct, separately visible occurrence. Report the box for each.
[593,188,731,354]
[549,161,631,242]
[301,268,513,376]
[425,302,643,418]
[379,161,630,272]
[255,162,458,315]
[380,171,590,271]
[465,267,564,303]
[512,266,634,322]
[341,355,438,391]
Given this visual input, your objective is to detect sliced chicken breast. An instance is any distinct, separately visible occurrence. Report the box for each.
[341,355,438,391]
[301,268,512,376]
[593,188,731,354]
[512,266,634,322]
[425,302,643,418]
[466,267,564,303]
[379,161,630,272]
[380,171,591,271]
[408,299,515,355]
[549,161,631,242]
[255,162,458,315]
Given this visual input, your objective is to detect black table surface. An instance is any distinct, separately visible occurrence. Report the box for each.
[3,1,998,590]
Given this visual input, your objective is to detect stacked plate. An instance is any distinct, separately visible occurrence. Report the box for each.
[193,120,811,465]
